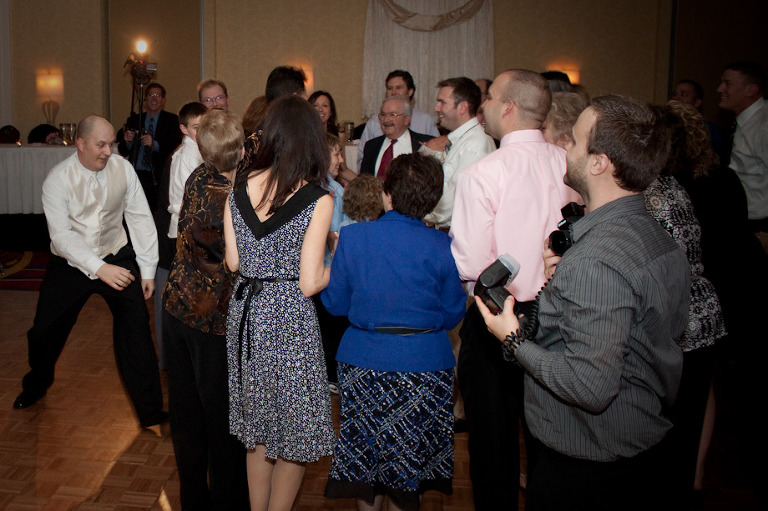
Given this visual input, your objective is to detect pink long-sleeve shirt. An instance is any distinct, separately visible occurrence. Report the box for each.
[450,129,582,302]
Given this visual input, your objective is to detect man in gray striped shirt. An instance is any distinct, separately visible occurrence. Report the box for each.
[478,95,689,510]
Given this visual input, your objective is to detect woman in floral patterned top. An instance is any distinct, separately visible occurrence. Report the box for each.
[162,110,250,510]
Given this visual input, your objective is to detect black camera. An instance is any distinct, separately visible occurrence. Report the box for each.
[548,202,585,256]
[474,254,521,314]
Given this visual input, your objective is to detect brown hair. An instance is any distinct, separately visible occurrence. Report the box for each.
[382,153,443,220]
[242,96,269,135]
[588,95,671,192]
[545,92,588,144]
[664,101,719,179]
[196,110,244,174]
[343,175,384,222]
[238,96,329,214]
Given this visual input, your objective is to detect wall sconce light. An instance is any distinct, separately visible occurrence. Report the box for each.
[546,62,581,86]
[36,70,64,124]
[561,68,581,85]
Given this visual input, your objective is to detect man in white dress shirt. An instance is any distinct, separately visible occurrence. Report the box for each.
[717,60,768,233]
[13,115,166,432]
[357,70,440,169]
[359,96,434,177]
[422,77,496,229]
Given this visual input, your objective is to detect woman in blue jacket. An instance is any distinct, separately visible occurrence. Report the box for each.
[321,153,467,511]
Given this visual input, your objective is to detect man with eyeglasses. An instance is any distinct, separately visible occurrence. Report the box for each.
[359,95,434,178]
[357,70,440,169]
[117,82,182,211]
[197,79,230,111]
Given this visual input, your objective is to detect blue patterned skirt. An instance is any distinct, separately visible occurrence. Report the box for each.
[324,362,454,510]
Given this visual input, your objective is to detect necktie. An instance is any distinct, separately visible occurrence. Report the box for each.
[377,139,397,180]
[142,116,155,170]
[90,174,103,204]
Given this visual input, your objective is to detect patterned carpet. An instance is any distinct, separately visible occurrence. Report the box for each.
[0,251,49,291]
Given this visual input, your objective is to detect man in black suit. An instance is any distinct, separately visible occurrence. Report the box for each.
[117,82,182,210]
[360,95,433,178]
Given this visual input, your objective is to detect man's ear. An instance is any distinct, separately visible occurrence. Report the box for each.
[745,82,760,99]
[501,100,515,120]
[591,153,610,176]
[180,124,189,137]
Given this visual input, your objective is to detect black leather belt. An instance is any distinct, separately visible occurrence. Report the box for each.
[374,326,434,336]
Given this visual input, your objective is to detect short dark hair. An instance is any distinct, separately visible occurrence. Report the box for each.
[265,66,307,102]
[178,102,208,126]
[437,77,482,116]
[541,71,573,93]
[146,82,166,97]
[197,79,228,100]
[676,79,704,100]
[383,153,443,220]
[240,96,329,214]
[196,110,244,174]
[724,60,767,95]
[588,95,671,192]
[386,70,416,99]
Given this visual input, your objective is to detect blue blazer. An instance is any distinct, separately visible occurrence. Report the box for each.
[359,130,434,175]
[321,211,466,372]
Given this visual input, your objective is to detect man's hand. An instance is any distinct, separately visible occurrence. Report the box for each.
[96,263,136,291]
[475,295,520,342]
[124,130,135,143]
[141,279,155,300]
[542,245,561,281]
[140,133,154,147]
[423,135,449,152]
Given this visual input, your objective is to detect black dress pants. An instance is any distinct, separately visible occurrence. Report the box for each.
[458,303,525,511]
[163,312,249,511]
[526,437,672,511]
[23,248,163,425]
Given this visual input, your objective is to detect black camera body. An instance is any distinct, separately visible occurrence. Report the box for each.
[548,202,585,256]
[474,254,521,314]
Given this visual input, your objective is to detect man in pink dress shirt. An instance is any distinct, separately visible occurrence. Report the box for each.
[450,69,581,511]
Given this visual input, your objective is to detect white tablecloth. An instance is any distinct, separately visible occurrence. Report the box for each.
[345,142,359,174]
[0,145,75,214]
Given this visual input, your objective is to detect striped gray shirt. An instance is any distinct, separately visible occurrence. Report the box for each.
[518,194,689,461]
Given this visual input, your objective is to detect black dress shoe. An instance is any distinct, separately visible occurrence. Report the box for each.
[13,391,45,409]
[139,410,169,428]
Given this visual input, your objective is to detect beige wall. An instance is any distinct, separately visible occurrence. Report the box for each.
[494,0,672,102]
[109,0,201,128]
[9,0,674,138]
[11,0,107,139]
[202,0,368,124]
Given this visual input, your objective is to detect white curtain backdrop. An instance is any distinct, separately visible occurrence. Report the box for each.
[361,0,494,121]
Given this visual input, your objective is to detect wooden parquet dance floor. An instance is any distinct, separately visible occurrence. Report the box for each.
[0,290,481,511]
[0,288,763,510]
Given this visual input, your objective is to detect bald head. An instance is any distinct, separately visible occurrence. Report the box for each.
[76,115,115,172]
[499,69,552,126]
[77,115,113,142]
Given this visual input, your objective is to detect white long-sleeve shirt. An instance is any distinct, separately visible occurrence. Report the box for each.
[43,152,158,279]
[167,135,203,238]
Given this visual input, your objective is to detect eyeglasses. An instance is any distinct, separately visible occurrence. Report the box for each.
[378,112,406,120]
[147,93,163,98]
[202,95,227,104]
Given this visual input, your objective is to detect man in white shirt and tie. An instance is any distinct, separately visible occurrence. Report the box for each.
[13,115,167,434]
[357,70,440,169]
[359,96,434,179]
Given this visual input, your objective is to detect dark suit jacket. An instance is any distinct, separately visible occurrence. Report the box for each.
[117,110,182,173]
[360,129,434,175]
